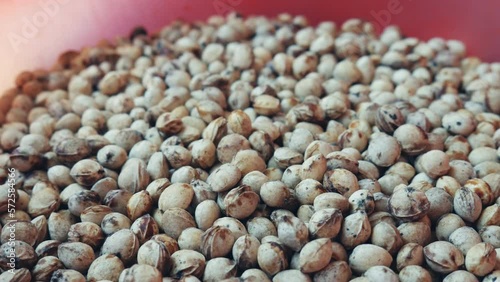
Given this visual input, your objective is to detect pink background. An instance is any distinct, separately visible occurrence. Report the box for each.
[1,0,500,95]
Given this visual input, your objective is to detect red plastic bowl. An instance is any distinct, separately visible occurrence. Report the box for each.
[1,0,499,93]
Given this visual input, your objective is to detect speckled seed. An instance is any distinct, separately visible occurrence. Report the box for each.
[313,260,351,282]
[158,183,194,211]
[396,243,424,271]
[160,208,196,239]
[170,250,206,279]
[257,242,288,276]
[425,188,453,221]
[364,133,401,167]
[80,205,112,225]
[200,225,235,259]
[48,210,78,242]
[67,190,100,217]
[323,168,359,198]
[97,145,128,170]
[206,163,241,192]
[388,187,430,221]
[50,269,86,282]
[137,239,170,274]
[340,211,371,250]
[375,105,404,133]
[443,270,480,282]
[260,181,292,208]
[453,187,482,222]
[363,266,399,282]
[119,264,162,282]
[67,222,104,249]
[465,242,497,276]
[423,241,464,274]
[203,257,237,282]
[224,185,260,219]
[117,158,150,193]
[349,190,375,214]
[436,213,466,241]
[101,229,139,265]
[448,226,482,255]
[483,271,500,282]
[276,215,309,252]
[70,159,105,186]
[313,192,350,214]
[57,242,95,273]
[371,222,403,255]
[398,265,432,282]
[308,208,343,239]
[299,238,333,273]
[0,240,37,270]
[349,244,393,274]
[87,254,125,282]
[479,225,500,248]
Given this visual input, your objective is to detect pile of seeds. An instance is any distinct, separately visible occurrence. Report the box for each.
[0,12,499,282]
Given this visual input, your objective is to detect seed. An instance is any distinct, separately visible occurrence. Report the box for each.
[200,225,234,259]
[87,254,125,282]
[388,187,430,221]
[224,185,260,219]
[127,190,153,221]
[55,138,91,165]
[308,208,343,239]
[160,208,196,239]
[32,256,64,282]
[48,209,78,242]
[465,242,497,276]
[58,242,95,273]
[443,270,481,282]
[423,241,464,274]
[158,183,194,211]
[137,239,171,274]
[448,226,482,255]
[170,250,206,279]
[67,190,100,217]
[396,243,424,271]
[101,229,139,265]
[206,163,241,192]
[119,264,162,282]
[117,158,150,193]
[0,240,37,269]
[203,257,237,282]
[50,269,86,282]
[453,187,482,222]
[349,244,393,274]
[257,242,289,276]
[80,205,112,225]
[67,222,104,249]
[101,212,131,235]
[299,238,333,273]
[276,215,309,252]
